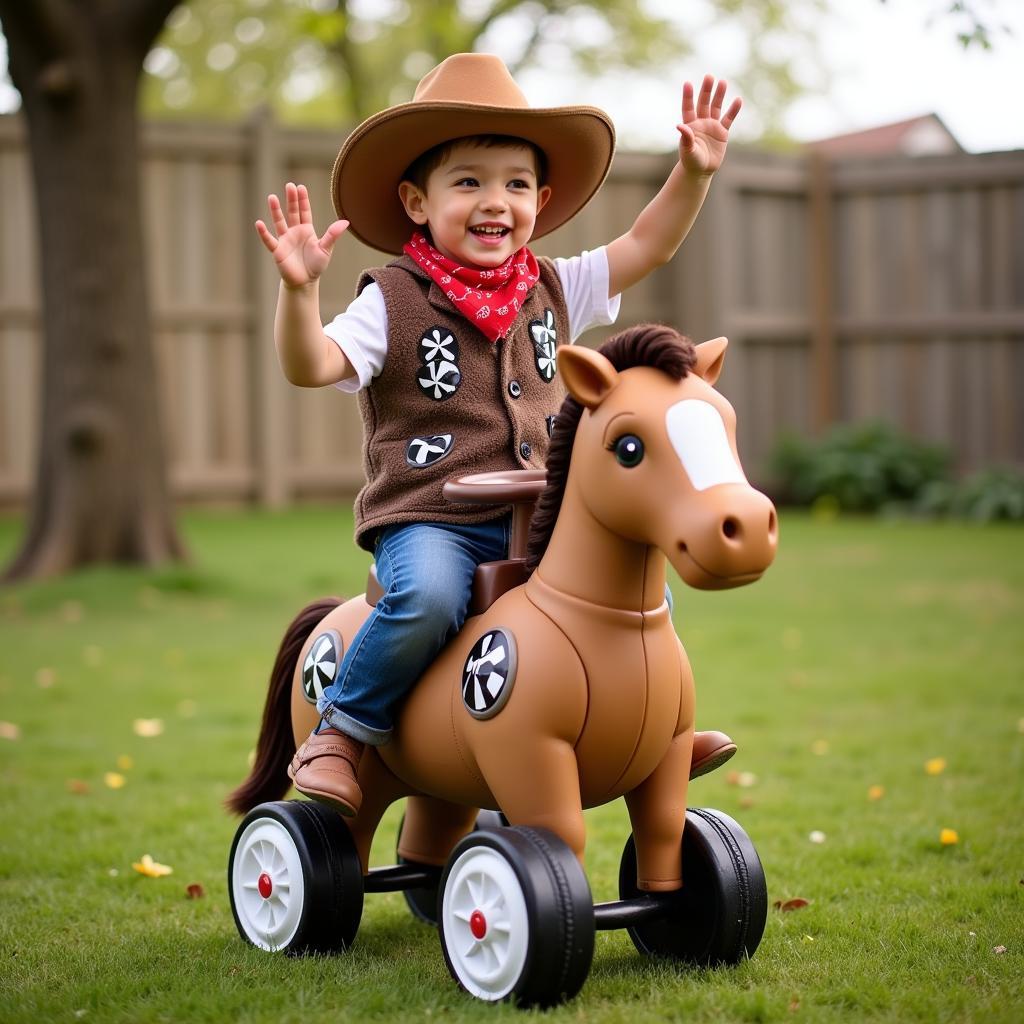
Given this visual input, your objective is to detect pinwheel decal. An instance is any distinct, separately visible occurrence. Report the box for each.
[462,629,518,720]
[302,630,342,704]
[530,308,557,381]
[420,327,459,364]
[406,433,454,467]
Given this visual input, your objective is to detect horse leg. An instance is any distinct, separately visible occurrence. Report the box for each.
[398,796,479,867]
[623,726,694,892]
[346,746,411,873]
[476,738,586,865]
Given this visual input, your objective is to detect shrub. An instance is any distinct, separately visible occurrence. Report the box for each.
[916,467,1024,522]
[771,422,952,513]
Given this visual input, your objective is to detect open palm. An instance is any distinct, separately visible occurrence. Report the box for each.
[255,182,348,289]
[677,75,742,176]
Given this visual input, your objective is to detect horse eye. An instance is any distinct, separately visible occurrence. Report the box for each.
[613,434,644,467]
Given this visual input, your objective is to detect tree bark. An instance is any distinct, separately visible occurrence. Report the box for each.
[0,0,187,579]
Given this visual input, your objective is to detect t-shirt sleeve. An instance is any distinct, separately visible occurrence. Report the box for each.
[552,245,622,342]
[322,283,389,393]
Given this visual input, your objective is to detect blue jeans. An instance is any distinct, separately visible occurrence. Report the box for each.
[316,517,511,745]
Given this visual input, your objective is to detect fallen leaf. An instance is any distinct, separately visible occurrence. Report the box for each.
[809,830,827,844]
[774,898,811,912]
[940,828,959,846]
[35,667,57,688]
[868,785,885,801]
[788,998,800,1013]
[739,796,756,809]
[108,868,119,877]
[103,772,126,790]
[811,739,829,756]
[736,771,758,788]
[132,854,173,878]
[67,779,91,795]
[132,718,164,738]
[186,882,205,899]
[0,721,20,741]
[925,757,947,776]
[116,754,134,771]
[993,945,1007,955]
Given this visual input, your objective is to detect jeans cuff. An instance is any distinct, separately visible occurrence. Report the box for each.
[317,700,392,747]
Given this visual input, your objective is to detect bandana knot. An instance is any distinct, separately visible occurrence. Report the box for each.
[403,231,539,342]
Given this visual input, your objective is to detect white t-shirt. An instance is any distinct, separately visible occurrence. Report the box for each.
[324,246,621,393]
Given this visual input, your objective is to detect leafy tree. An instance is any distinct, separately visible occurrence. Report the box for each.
[0,0,187,579]
[139,0,826,137]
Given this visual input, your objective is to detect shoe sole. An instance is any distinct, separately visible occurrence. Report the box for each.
[689,744,737,780]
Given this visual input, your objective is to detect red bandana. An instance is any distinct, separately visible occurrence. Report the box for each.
[403,231,539,343]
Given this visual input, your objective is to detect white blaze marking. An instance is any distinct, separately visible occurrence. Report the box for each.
[665,399,746,491]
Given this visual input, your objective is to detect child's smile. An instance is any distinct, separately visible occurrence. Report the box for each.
[400,141,551,269]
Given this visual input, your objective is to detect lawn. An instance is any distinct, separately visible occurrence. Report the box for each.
[0,507,1021,1023]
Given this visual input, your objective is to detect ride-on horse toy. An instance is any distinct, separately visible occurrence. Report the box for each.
[226,325,778,1007]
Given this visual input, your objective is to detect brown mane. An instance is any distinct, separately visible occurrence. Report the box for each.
[525,323,697,570]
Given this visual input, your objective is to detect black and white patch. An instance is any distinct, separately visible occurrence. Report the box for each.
[416,359,461,401]
[530,308,557,381]
[420,327,459,365]
[302,630,342,704]
[406,433,454,467]
[462,629,517,720]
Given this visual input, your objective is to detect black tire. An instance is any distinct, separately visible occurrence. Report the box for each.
[228,799,364,954]
[399,809,511,927]
[618,807,767,966]
[438,826,594,1007]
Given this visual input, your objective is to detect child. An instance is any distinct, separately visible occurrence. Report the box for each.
[255,53,742,816]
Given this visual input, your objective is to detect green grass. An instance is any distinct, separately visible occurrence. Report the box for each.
[0,507,1021,1023]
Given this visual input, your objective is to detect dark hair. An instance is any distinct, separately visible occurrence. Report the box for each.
[402,134,548,192]
[525,324,697,570]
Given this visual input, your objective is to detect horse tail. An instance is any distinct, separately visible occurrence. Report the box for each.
[224,597,342,815]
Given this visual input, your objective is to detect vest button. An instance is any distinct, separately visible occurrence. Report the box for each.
[519,441,532,460]
[508,380,522,399]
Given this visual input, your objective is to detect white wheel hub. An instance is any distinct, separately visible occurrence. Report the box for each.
[442,846,530,1000]
[231,817,305,951]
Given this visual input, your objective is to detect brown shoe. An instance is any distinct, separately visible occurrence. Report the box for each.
[288,728,364,817]
[690,730,737,780]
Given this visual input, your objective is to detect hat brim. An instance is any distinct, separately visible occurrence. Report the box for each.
[331,102,616,255]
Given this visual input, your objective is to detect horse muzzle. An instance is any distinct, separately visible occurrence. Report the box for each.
[671,484,778,590]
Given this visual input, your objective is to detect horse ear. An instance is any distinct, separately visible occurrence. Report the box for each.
[694,336,728,385]
[558,346,619,409]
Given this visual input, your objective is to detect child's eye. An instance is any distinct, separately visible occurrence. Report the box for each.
[508,179,529,190]
[454,177,479,188]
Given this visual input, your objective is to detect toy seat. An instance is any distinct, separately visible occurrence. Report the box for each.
[364,470,548,614]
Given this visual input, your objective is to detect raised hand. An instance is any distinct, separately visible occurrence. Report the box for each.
[677,75,742,177]
[255,182,349,289]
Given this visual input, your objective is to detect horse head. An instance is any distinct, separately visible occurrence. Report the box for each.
[554,327,777,591]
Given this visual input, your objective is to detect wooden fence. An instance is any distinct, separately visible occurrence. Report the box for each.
[0,112,1021,508]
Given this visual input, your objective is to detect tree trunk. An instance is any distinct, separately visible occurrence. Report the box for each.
[0,1,186,579]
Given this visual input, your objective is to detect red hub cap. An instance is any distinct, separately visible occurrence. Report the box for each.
[469,909,487,940]
[257,872,273,899]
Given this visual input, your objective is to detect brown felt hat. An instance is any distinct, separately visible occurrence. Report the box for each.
[330,53,616,255]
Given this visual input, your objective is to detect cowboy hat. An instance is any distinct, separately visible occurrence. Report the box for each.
[331,52,616,254]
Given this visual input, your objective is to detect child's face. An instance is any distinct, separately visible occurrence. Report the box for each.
[399,141,551,268]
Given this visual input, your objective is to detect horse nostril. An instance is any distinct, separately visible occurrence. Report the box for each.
[768,509,778,539]
[677,540,688,554]
[722,517,740,541]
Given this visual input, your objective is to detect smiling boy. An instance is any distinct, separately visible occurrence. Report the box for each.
[255,53,741,815]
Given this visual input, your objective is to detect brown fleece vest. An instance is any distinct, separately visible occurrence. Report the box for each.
[352,254,570,550]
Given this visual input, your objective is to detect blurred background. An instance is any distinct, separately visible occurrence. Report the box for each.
[0,0,1021,576]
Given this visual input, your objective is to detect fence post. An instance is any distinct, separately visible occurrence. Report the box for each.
[807,151,837,433]
[248,106,290,507]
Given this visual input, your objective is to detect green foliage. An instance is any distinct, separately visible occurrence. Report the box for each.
[916,467,1024,522]
[1,509,1022,1022]
[139,0,825,133]
[771,422,952,514]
